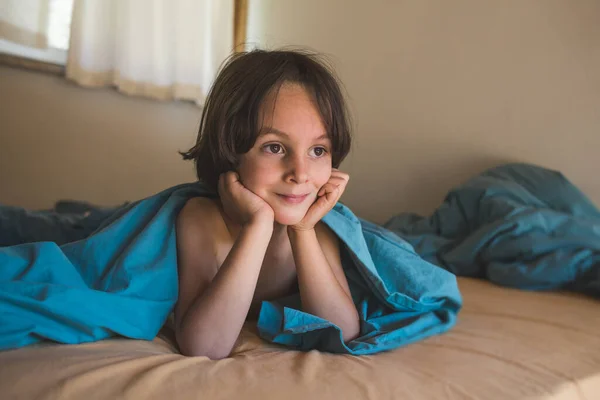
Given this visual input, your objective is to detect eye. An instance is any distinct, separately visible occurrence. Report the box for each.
[263,143,284,154]
[310,146,328,157]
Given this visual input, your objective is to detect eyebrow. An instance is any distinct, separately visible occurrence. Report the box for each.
[260,127,329,141]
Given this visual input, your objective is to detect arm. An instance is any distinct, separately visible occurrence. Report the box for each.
[175,200,273,360]
[175,172,275,360]
[289,223,360,342]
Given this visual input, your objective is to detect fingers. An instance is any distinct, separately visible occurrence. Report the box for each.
[329,169,349,184]
[290,170,350,231]
[318,182,339,197]
[330,168,348,176]
[223,171,239,186]
[318,170,349,199]
[218,171,240,194]
[317,183,343,207]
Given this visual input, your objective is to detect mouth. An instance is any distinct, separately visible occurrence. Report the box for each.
[276,193,310,204]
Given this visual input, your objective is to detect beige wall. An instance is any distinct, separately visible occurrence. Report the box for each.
[1,0,599,224]
[0,65,200,209]
[248,0,600,223]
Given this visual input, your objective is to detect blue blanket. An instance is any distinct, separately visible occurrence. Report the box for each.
[0,184,461,354]
[384,163,600,297]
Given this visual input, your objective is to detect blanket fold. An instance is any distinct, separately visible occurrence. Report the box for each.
[0,184,461,354]
[384,163,600,297]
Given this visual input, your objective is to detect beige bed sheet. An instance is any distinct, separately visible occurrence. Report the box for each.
[1,277,599,400]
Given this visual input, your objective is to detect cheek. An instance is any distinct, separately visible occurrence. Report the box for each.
[313,164,332,187]
[238,158,277,190]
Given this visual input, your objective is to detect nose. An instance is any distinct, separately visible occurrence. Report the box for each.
[285,154,309,184]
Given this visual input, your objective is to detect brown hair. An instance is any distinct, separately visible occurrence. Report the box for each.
[180,48,352,192]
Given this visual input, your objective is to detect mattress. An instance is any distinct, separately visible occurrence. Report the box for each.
[1,277,598,400]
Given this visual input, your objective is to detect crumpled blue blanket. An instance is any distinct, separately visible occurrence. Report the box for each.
[384,163,600,297]
[0,184,462,354]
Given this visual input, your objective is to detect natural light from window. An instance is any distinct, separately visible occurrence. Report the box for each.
[0,0,74,64]
[48,0,74,50]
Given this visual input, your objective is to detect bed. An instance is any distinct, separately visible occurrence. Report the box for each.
[2,163,599,399]
[1,277,598,400]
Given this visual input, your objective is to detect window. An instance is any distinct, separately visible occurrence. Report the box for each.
[0,0,74,65]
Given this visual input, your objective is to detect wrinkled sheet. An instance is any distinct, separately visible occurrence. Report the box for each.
[1,278,597,400]
[385,163,600,297]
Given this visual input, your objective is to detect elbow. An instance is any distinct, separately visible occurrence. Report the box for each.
[341,313,361,343]
[184,347,231,360]
[342,327,360,344]
[176,330,233,360]
[179,341,232,360]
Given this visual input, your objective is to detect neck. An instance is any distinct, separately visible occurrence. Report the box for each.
[272,221,288,237]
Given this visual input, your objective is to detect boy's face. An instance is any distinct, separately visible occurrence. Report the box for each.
[237,83,332,226]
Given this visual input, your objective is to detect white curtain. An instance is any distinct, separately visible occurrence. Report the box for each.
[0,0,50,48]
[66,0,234,105]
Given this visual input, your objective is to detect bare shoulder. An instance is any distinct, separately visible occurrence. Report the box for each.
[176,196,231,254]
[175,196,228,273]
[177,196,222,228]
[180,194,229,234]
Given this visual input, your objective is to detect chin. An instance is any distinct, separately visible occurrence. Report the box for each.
[271,207,309,226]
[273,212,304,226]
[266,194,315,226]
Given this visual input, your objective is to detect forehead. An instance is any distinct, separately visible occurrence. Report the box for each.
[259,83,328,139]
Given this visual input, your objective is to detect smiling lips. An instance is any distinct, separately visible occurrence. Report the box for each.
[276,193,310,204]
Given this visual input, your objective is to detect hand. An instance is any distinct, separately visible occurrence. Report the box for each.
[290,169,349,232]
[218,171,274,226]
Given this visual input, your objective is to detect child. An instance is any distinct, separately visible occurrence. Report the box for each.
[0,51,460,356]
[175,49,360,359]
